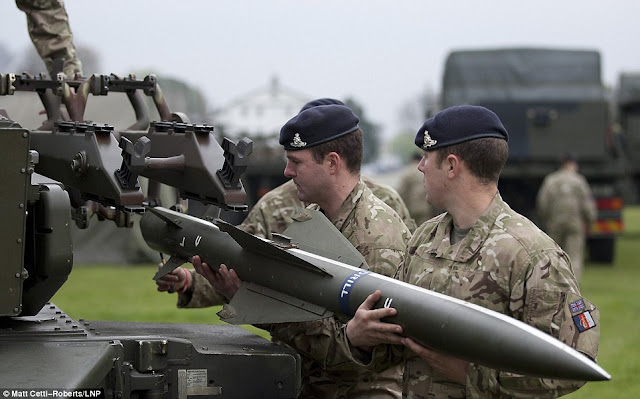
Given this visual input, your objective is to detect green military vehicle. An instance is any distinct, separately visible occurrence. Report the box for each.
[616,72,640,198]
[0,73,300,397]
[441,48,625,263]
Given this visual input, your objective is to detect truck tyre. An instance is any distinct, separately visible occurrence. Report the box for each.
[587,237,615,264]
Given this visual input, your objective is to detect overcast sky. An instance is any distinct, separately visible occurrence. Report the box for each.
[2,0,640,141]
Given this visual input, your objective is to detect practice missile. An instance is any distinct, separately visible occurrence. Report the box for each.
[141,206,610,382]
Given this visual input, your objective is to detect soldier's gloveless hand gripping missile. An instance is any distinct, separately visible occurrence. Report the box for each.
[141,206,610,382]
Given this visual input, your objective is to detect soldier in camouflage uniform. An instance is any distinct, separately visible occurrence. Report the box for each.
[343,105,600,398]
[536,153,597,281]
[230,97,415,237]
[236,176,416,240]
[158,174,415,310]
[396,152,442,226]
[160,104,411,398]
[158,175,415,306]
[16,0,82,77]
[157,98,415,302]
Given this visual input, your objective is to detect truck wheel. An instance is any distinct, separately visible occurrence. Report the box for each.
[587,237,616,264]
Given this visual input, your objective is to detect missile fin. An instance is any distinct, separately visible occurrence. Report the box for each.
[216,219,333,277]
[145,206,184,229]
[282,209,368,268]
[218,282,334,324]
[153,255,189,280]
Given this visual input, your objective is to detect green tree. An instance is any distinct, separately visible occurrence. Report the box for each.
[389,130,419,162]
[391,85,439,162]
[345,97,380,164]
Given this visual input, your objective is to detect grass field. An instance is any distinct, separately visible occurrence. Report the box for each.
[51,208,640,398]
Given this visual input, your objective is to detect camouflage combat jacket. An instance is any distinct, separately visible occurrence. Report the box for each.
[391,193,600,398]
[16,0,83,77]
[362,175,417,232]
[240,178,416,236]
[238,178,303,239]
[268,179,411,398]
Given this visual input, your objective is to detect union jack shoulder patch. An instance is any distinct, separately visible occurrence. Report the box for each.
[569,299,586,314]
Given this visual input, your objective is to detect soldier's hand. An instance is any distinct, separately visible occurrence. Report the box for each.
[156,266,191,294]
[192,255,242,301]
[346,290,404,352]
[402,337,469,385]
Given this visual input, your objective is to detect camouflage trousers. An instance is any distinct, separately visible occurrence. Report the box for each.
[546,226,586,281]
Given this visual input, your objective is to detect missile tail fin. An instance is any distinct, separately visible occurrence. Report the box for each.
[218,282,333,325]
[283,209,368,268]
[153,256,189,280]
[145,206,184,229]
[217,219,333,277]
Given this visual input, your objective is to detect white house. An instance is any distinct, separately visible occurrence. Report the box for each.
[214,76,311,139]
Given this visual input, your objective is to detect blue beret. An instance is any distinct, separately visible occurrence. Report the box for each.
[280,104,360,150]
[415,105,508,151]
[299,98,344,113]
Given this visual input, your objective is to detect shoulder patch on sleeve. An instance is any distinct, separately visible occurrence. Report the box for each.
[572,311,596,332]
[569,299,586,314]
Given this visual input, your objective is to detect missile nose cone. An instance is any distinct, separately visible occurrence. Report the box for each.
[598,370,612,381]
[581,360,611,381]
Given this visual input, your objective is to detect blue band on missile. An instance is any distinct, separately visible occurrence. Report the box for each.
[339,270,371,315]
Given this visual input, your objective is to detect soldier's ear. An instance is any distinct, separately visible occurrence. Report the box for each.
[446,154,461,178]
[325,152,340,174]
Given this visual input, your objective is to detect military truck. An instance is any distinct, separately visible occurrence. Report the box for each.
[0,73,301,397]
[441,48,625,263]
[616,72,640,199]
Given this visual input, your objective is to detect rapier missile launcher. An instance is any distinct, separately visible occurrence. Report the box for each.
[0,73,301,398]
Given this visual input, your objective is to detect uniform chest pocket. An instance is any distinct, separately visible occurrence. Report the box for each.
[445,266,510,311]
[408,258,510,313]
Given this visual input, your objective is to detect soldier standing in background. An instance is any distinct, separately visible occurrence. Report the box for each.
[396,152,442,226]
[536,152,597,281]
[16,0,82,77]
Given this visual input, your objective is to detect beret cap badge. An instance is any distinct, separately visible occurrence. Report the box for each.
[423,130,437,148]
[290,133,307,148]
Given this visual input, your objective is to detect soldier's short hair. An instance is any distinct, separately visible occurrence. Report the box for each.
[309,128,363,174]
[435,138,508,184]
